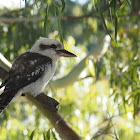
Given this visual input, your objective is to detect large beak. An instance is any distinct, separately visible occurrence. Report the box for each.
[56,49,77,57]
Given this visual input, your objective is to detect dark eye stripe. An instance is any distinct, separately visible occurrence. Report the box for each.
[39,44,57,50]
[39,44,49,50]
[50,44,57,49]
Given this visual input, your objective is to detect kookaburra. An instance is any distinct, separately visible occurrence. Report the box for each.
[0,37,76,113]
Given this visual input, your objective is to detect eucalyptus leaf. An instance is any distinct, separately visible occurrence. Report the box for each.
[60,0,65,14]
[29,129,36,140]
[44,5,49,37]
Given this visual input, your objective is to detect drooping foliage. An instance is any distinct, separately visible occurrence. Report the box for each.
[0,0,140,139]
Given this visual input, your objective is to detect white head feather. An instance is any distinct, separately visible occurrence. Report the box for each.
[30,37,64,61]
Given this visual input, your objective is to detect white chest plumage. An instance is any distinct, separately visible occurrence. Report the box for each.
[18,61,56,97]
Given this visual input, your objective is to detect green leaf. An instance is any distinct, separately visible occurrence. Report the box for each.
[99,11,112,39]
[29,129,36,140]
[43,132,46,140]
[123,97,126,112]
[25,0,27,17]
[114,93,119,103]
[101,0,114,13]
[46,129,51,140]
[97,0,112,40]
[60,0,65,14]
[44,5,49,37]
[114,12,118,41]
[126,0,132,11]
[93,0,98,10]
[51,0,64,43]
[110,0,118,41]
[52,130,57,140]
[119,0,127,11]
[52,16,59,31]
[57,17,63,43]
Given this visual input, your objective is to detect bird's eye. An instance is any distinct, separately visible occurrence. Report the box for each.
[50,44,57,49]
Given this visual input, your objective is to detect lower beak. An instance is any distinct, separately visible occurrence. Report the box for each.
[56,49,77,57]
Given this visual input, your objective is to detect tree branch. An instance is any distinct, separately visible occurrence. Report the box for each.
[49,34,110,89]
[26,94,81,140]
[0,14,98,23]
[0,53,12,71]
[0,11,139,23]
[0,66,81,140]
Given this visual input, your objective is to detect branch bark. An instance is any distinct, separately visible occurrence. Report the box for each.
[0,66,81,140]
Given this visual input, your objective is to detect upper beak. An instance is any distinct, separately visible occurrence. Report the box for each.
[56,49,77,57]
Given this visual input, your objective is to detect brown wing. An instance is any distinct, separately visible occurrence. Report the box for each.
[1,52,52,92]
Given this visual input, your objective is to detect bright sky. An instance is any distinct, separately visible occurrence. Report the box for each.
[0,0,25,8]
[71,0,87,5]
[0,0,88,8]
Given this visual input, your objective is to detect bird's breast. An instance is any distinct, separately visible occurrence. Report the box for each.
[41,62,56,86]
[22,62,56,97]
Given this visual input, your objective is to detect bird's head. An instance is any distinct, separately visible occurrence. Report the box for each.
[30,37,76,61]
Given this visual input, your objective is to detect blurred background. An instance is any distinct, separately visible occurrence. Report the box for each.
[0,0,140,139]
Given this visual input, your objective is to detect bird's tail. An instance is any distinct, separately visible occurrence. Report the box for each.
[35,93,59,112]
[0,90,17,114]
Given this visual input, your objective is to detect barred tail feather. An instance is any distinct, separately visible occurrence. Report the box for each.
[0,91,17,114]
